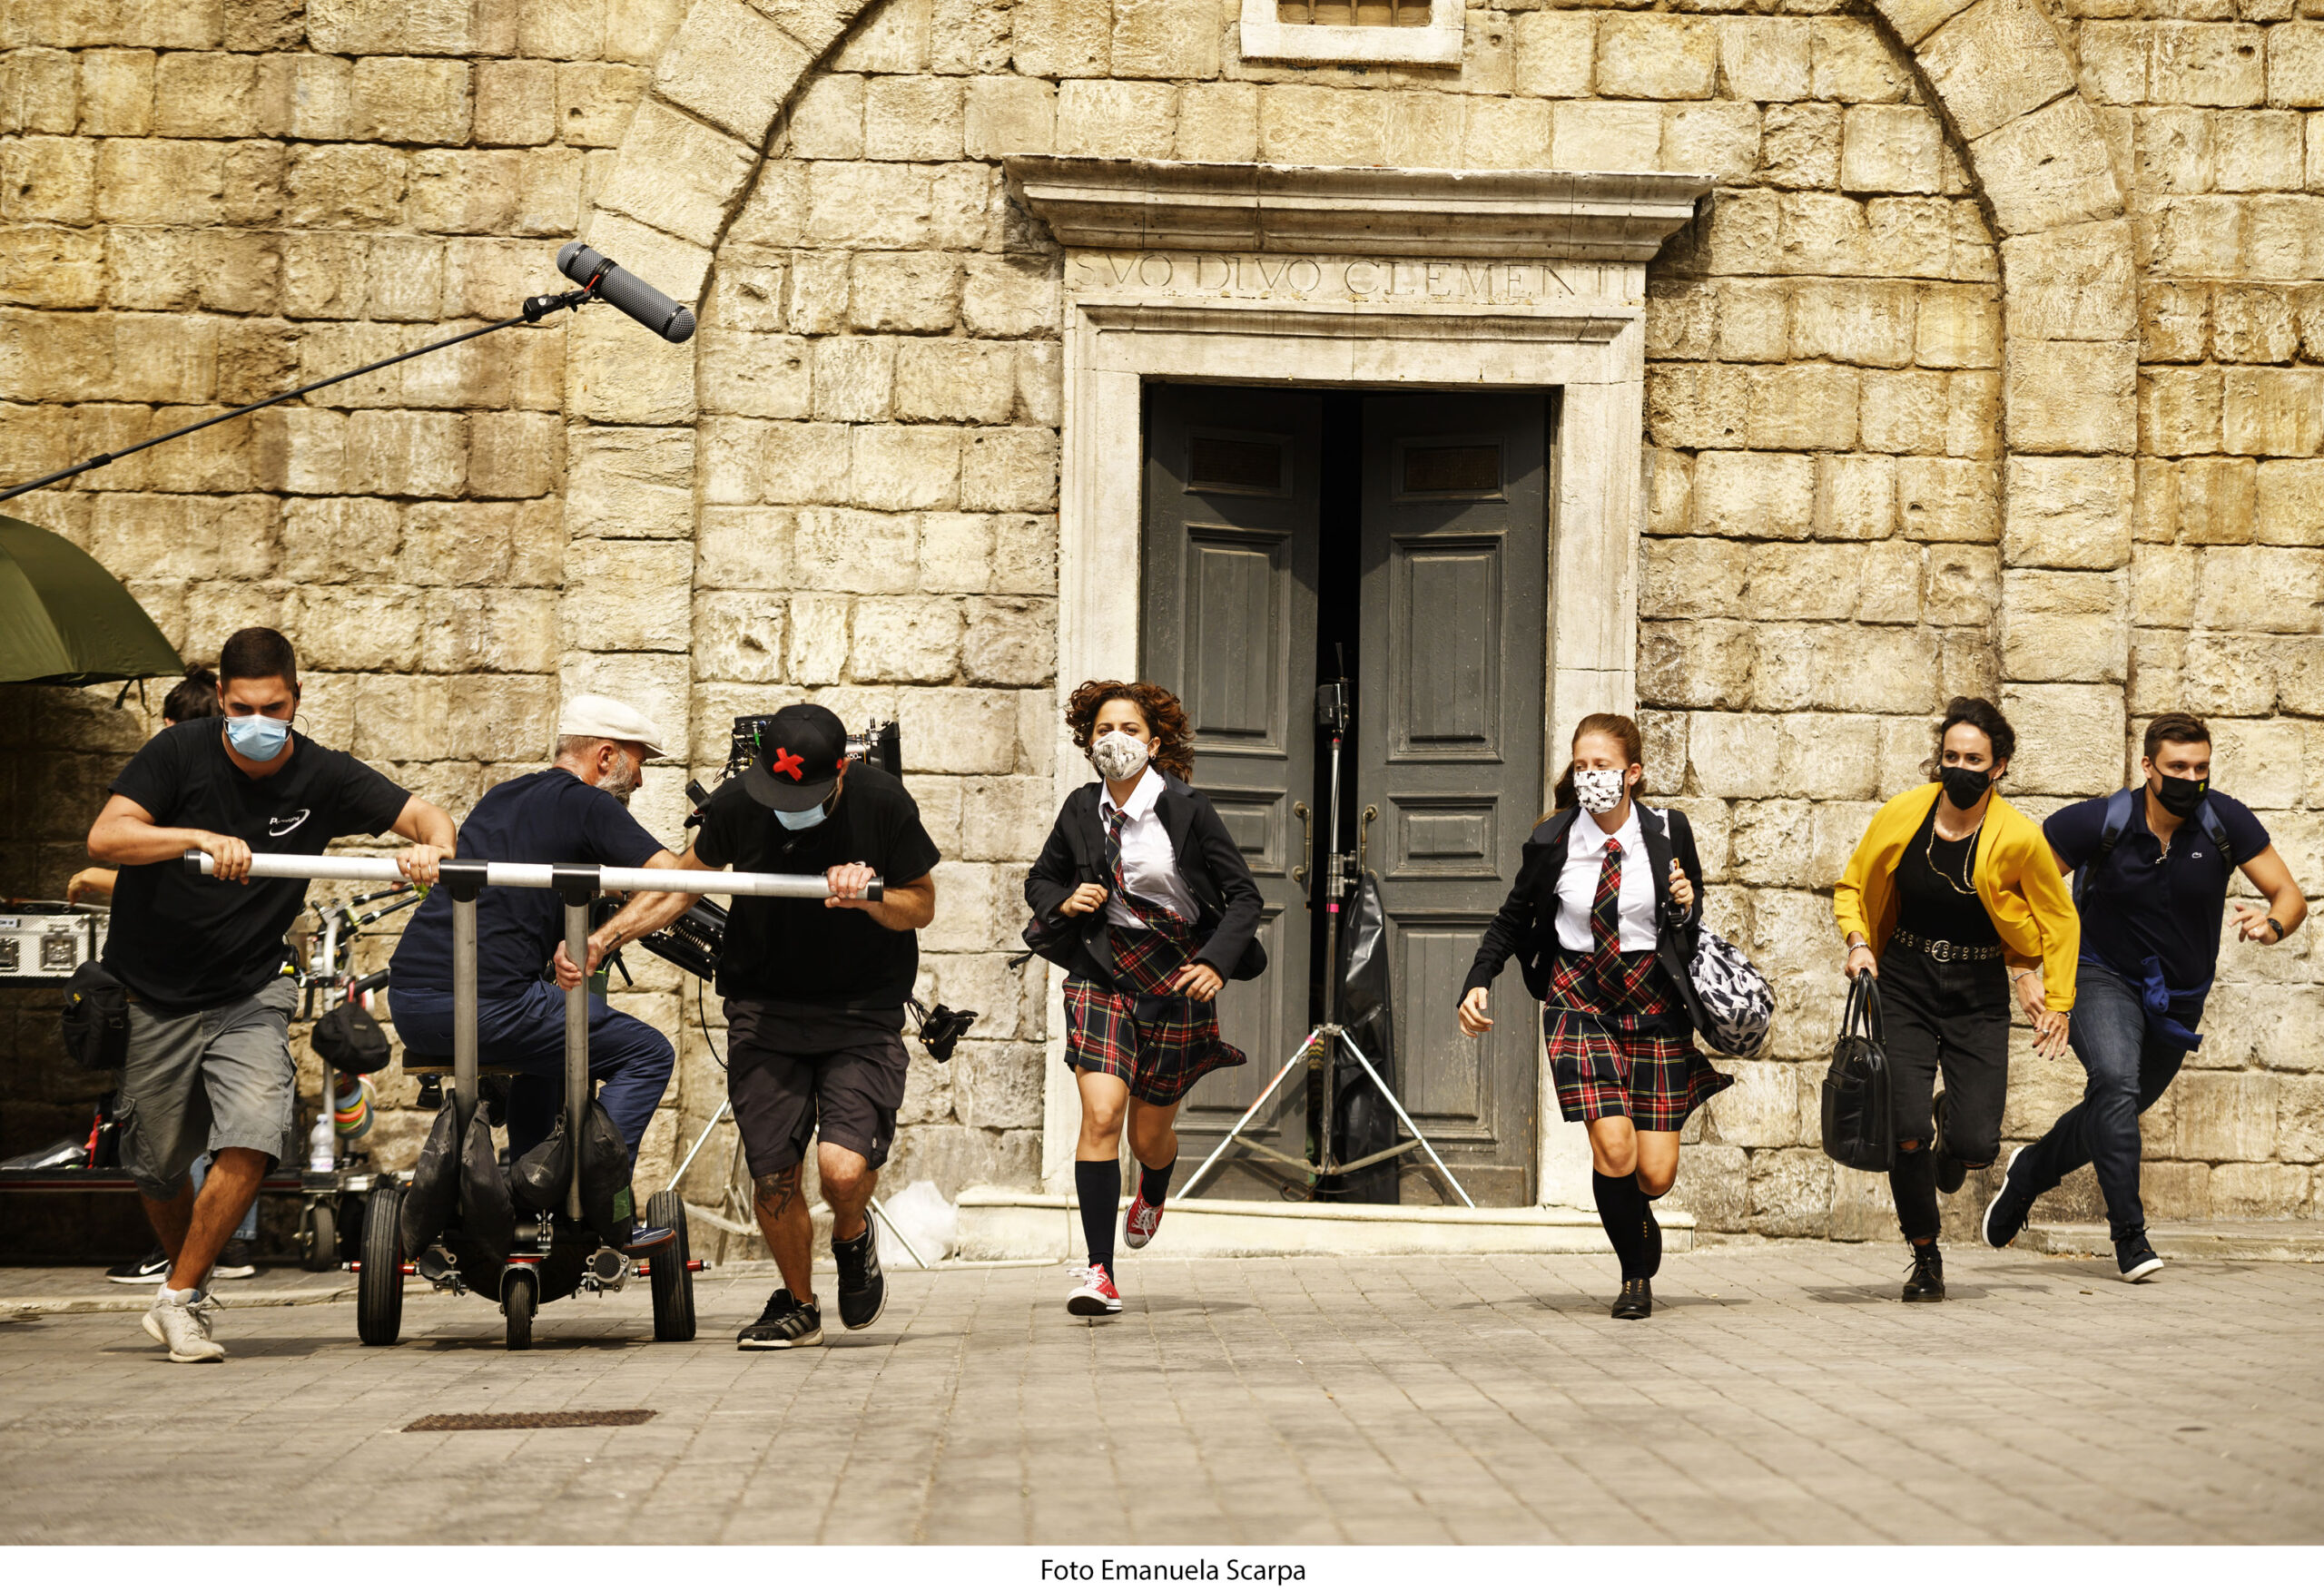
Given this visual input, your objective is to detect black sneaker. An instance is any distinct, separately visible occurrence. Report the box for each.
[737,1288,822,1350]
[1933,1093,1966,1194]
[833,1221,885,1331]
[1983,1144,2036,1249]
[1902,1241,1945,1302]
[616,1222,675,1256]
[211,1238,258,1280]
[2116,1234,2164,1284]
[106,1247,170,1285]
[1611,1278,1652,1320]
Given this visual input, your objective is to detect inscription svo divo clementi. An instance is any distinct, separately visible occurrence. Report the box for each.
[1064,251,1632,305]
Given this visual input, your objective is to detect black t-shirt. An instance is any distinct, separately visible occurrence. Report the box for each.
[1894,800,1999,945]
[389,769,665,998]
[2046,789,2271,991]
[103,720,411,1008]
[693,762,940,1010]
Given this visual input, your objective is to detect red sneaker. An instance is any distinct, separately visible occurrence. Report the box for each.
[1066,1263,1122,1317]
[1124,1193,1164,1250]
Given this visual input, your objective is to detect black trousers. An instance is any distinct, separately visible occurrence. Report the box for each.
[1881,943,2009,1164]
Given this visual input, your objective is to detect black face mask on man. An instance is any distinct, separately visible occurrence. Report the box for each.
[2152,771,2208,819]
[1939,764,1992,810]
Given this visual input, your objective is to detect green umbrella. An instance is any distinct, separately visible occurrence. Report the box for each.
[0,515,182,685]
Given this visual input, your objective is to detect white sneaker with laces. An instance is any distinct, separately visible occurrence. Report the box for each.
[142,1285,226,1362]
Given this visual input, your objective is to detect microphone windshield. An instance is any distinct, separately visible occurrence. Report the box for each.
[556,241,697,343]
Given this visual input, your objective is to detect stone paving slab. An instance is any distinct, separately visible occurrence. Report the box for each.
[2,1240,2319,1546]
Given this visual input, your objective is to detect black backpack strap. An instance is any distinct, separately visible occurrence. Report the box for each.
[2197,797,2235,869]
[2074,787,2137,908]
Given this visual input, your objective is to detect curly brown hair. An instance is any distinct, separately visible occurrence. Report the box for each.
[1065,680,1195,781]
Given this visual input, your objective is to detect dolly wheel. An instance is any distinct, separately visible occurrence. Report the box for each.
[357,1183,406,1347]
[503,1267,536,1351]
[646,1190,695,1342]
[300,1199,337,1272]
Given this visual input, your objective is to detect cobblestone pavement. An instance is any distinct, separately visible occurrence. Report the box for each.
[3,1240,2319,1545]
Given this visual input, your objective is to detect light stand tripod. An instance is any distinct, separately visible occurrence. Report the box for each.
[1180,672,1474,1207]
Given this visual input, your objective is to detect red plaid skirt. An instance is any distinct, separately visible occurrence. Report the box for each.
[1064,921,1246,1106]
[1544,948,1730,1132]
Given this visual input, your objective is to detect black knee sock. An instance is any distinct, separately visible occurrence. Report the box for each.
[1593,1171,1646,1281]
[1137,1156,1176,1206]
[1075,1159,1120,1271]
[1638,1180,1664,1280]
[1890,1148,1940,1243]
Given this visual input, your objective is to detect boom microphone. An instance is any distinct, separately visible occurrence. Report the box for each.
[556,241,696,343]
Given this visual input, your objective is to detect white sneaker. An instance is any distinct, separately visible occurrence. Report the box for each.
[142,1286,226,1362]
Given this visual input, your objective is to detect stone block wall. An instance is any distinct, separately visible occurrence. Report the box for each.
[2,0,2319,1242]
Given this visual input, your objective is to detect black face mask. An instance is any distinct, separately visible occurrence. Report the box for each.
[2153,772,2208,819]
[1939,764,1991,810]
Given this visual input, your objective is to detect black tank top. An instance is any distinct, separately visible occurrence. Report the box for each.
[1894,799,1999,945]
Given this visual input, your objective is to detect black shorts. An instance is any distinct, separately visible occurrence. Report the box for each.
[724,998,910,1177]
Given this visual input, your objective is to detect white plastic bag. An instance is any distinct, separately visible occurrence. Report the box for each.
[875,1179,958,1269]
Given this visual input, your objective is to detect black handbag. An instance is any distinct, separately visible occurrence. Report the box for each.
[1820,969,1894,1173]
[59,961,130,1073]
[312,999,393,1075]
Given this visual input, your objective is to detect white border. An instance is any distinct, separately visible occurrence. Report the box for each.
[1238,0,1466,66]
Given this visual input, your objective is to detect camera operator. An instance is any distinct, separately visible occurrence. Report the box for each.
[564,704,938,1350]
[387,693,688,1255]
[84,627,454,1363]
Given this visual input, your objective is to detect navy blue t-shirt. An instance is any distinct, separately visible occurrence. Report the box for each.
[2044,788,2271,992]
[389,769,665,997]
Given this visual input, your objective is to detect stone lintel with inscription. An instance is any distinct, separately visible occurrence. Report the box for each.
[1064,250,1642,308]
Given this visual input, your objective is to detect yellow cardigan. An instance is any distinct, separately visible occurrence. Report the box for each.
[1833,784,2080,1011]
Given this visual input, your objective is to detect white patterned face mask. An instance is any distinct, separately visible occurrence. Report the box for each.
[1573,768,1628,814]
[1090,731,1151,783]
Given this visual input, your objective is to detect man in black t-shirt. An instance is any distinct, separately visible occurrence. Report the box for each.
[85,627,455,1362]
[1984,712,2309,1283]
[389,692,686,1252]
[566,704,939,1349]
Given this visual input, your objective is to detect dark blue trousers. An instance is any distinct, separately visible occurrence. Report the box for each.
[392,982,674,1164]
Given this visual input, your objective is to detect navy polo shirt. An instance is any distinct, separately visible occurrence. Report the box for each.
[390,769,665,998]
[2044,789,2270,992]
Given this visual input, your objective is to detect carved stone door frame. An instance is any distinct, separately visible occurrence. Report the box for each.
[1007,159,1710,1209]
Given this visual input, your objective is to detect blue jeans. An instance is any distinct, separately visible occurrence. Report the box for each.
[390,982,675,1165]
[2014,958,2190,1243]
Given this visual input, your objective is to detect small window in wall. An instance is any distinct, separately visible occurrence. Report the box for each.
[1239,0,1464,66]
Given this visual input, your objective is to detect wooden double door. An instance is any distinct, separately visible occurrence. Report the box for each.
[1140,384,1551,1205]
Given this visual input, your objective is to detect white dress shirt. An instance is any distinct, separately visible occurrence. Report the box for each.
[1553,804,1659,954]
[1099,765,1199,930]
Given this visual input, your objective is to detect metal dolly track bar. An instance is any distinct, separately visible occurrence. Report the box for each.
[183,850,881,901]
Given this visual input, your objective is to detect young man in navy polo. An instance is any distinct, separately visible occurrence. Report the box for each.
[1983,712,2308,1282]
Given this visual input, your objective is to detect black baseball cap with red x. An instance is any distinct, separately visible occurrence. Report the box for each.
[740,702,848,812]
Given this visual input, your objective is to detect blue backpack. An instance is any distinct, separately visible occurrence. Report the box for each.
[2073,787,2234,907]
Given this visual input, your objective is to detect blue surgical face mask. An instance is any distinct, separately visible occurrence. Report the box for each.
[224,712,291,761]
[774,800,829,830]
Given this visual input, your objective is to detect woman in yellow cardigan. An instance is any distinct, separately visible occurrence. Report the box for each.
[1835,697,2078,1304]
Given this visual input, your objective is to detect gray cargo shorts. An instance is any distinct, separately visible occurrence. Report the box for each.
[117,977,300,1199]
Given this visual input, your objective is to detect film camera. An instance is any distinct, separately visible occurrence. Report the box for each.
[635,714,977,1062]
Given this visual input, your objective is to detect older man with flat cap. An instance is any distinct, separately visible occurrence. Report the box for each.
[389,692,688,1252]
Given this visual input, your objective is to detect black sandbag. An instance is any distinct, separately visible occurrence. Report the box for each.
[1321,871,1402,1205]
[458,1110,517,1263]
[575,1098,634,1242]
[509,1116,573,1215]
[399,1102,460,1254]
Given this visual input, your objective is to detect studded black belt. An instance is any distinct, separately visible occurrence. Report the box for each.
[1891,928,2004,963]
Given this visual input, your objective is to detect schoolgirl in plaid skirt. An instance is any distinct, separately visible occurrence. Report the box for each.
[1459,713,1730,1321]
[1024,682,1265,1319]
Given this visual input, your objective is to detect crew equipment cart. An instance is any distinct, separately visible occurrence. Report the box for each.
[184,850,881,1349]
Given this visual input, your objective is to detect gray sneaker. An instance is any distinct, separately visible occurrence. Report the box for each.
[142,1287,226,1363]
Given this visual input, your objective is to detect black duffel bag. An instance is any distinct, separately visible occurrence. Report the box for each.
[312,999,393,1075]
[59,961,130,1072]
[1820,969,1893,1173]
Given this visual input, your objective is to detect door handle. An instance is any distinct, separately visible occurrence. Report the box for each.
[1358,804,1378,879]
[1292,801,1312,889]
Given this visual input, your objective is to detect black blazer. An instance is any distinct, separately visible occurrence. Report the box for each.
[1462,803,1712,1040]
[1023,771,1267,986]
